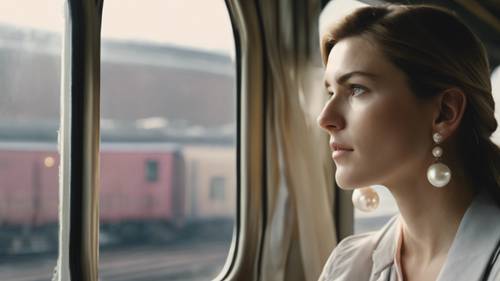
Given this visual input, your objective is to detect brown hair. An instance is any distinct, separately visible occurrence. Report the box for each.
[321,4,500,203]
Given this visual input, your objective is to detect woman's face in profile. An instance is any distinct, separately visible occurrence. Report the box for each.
[318,36,434,190]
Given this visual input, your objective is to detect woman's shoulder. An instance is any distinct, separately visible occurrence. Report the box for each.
[319,215,400,281]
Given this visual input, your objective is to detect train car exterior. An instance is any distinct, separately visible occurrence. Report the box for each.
[0,141,187,251]
[0,142,59,226]
[183,145,236,221]
[99,143,184,225]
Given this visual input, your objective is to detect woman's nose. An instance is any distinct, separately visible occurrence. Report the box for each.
[317,102,345,133]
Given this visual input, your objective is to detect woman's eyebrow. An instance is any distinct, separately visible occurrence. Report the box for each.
[324,70,378,88]
[337,71,378,83]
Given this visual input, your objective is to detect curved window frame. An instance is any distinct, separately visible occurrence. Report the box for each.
[57,1,264,281]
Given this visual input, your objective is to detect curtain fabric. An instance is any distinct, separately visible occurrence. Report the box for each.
[256,0,337,280]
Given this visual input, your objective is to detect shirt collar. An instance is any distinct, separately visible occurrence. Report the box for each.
[370,191,500,280]
[371,215,401,276]
[436,191,500,281]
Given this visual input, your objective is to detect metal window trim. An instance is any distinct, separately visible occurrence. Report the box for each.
[214,1,267,281]
[58,0,103,280]
[58,1,263,280]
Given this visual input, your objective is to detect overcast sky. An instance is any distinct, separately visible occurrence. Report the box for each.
[0,0,235,55]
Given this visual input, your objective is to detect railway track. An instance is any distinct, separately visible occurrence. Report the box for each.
[0,241,230,281]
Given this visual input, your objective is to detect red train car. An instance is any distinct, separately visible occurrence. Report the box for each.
[100,143,184,225]
[0,142,59,226]
[0,141,185,251]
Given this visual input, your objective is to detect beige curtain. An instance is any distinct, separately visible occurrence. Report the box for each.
[257,1,337,280]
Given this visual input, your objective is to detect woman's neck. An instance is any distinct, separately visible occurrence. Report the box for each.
[390,169,477,262]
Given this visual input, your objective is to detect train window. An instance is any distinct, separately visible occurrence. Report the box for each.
[145,159,159,183]
[99,1,236,280]
[0,0,63,279]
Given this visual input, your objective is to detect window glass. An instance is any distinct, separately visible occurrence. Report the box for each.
[99,1,236,280]
[0,0,63,280]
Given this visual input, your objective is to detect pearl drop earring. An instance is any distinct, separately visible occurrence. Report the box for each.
[426,132,452,188]
[352,186,380,212]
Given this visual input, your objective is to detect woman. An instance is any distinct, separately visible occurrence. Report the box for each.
[317,4,500,281]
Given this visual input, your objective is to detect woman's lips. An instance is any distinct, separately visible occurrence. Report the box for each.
[329,142,354,160]
[332,149,353,159]
[329,142,353,151]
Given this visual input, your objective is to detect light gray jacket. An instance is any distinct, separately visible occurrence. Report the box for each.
[318,192,500,281]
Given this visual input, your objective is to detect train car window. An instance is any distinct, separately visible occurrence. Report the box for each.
[210,176,226,202]
[99,1,236,280]
[145,159,159,183]
[0,0,63,280]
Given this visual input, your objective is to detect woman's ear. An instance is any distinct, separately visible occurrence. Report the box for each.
[433,88,467,139]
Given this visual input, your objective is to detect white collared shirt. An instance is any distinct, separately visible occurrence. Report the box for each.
[318,191,500,281]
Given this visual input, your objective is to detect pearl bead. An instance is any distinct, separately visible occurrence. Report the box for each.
[427,162,451,188]
[432,146,443,158]
[433,132,443,144]
[352,187,380,212]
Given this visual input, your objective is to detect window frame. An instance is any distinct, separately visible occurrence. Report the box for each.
[215,1,267,281]
[58,1,102,280]
[58,1,255,281]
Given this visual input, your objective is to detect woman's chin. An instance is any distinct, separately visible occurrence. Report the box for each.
[337,185,356,191]
[335,174,373,190]
[334,178,358,190]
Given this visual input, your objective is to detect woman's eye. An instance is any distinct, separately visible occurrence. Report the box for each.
[351,85,367,96]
